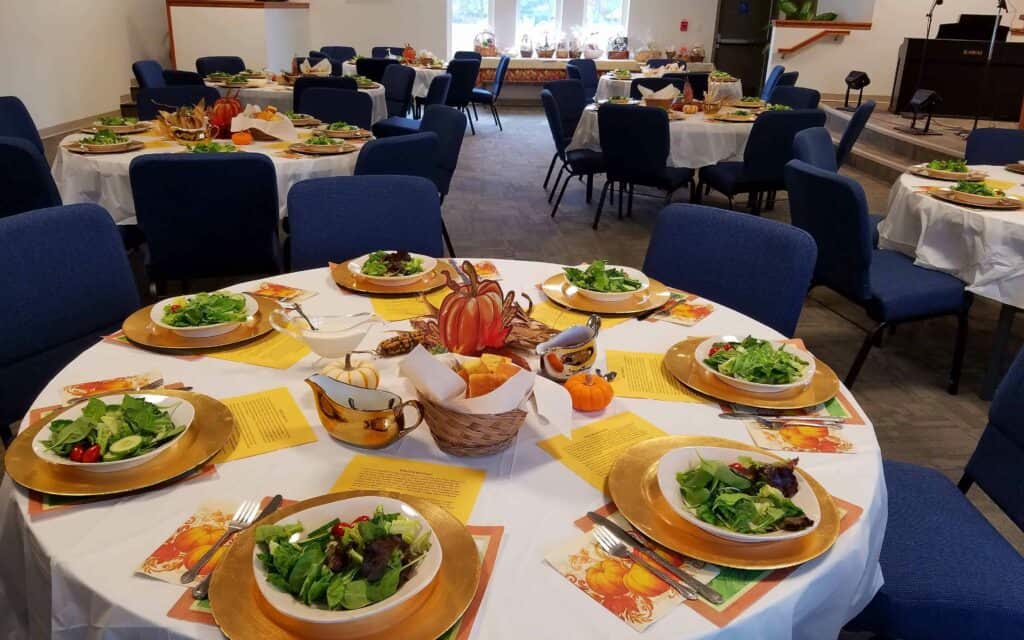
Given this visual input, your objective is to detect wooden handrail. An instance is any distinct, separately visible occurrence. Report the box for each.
[773,20,871,30]
[777,30,852,58]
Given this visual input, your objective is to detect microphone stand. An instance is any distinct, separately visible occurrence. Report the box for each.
[906,0,942,115]
[972,1,1007,130]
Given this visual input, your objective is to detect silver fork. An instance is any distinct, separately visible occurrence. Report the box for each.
[593,526,697,600]
[180,500,260,583]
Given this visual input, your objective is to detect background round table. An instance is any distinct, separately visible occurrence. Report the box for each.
[0,259,885,640]
[595,74,744,102]
[341,62,444,99]
[568,107,753,169]
[210,82,388,124]
[51,129,363,223]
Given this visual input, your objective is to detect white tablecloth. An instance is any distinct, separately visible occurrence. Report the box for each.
[341,62,444,99]
[595,74,744,102]
[0,259,885,640]
[880,166,1024,307]
[51,129,361,224]
[211,82,388,125]
[568,107,753,169]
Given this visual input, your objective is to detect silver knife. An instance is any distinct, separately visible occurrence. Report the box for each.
[192,494,284,600]
[587,512,724,604]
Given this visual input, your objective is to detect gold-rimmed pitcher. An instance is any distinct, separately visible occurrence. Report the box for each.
[305,374,423,449]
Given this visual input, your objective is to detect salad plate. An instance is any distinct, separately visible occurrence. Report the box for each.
[289,140,358,155]
[608,436,840,569]
[929,187,1022,210]
[710,111,758,123]
[1005,163,1024,176]
[150,292,259,338]
[694,336,816,395]
[331,260,452,296]
[66,139,145,154]
[316,123,373,139]
[908,161,987,182]
[347,252,438,287]
[284,113,322,127]
[82,118,151,135]
[561,262,650,303]
[3,390,233,497]
[122,294,278,353]
[209,491,480,640]
[541,273,671,315]
[663,337,839,409]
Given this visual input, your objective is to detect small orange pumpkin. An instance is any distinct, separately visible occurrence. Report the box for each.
[565,372,614,412]
[231,130,253,145]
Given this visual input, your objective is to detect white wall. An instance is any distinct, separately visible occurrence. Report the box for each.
[627,0,717,55]
[309,0,448,59]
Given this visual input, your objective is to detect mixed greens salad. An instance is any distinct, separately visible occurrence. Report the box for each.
[353,75,375,86]
[41,396,185,463]
[563,260,643,293]
[711,70,736,81]
[161,292,249,327]
[186,141,237,153]
[729,109,752,117]
[676,456,813,534]
[361,250,424,277]
[285,111,313,121]
[765,104,792,112]
[305,134,339,146]
[703,336,809,385]
[927,159,968,173]
[327,121,359,132]
[607,96,632,104]
[256,506,432,611]
[952,181,1002,197]
[225,74,248,84]
[740,96,762,103]
[97,116,139,126]
[207,71,230,80]
[79,129,128,145]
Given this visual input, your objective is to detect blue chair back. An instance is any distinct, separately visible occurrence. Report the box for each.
[630,77,685,99]
[288,175,443,269]
[645,59,672,69]
[778,71,799,87]
[770,86,820,109]
[666,72,708,100]
[793,127,838,172]
[0,137,61,219]
[136,86,221,121]
[566,58,598,92]
[354,132,439,180]
[371,47,404,58]
[784,159,874,302]
[195,56,245,76]
[489,55,511,97]
[836,100,875,168]
[129,154,281,280]
[965,128,1024,165]
[420,106,467,197]
[306,52,345,76]
[293,76,357,112]
[321,46,357,61]
[382,64,416,117]
[542,79,585,140]
[643,204,816,337]
[741,109,826,184]
[355,57,399,82]
[540,88,568,159]
[454,51,482,61]
[298,88,372,129]
[761,65,785,101]
[423,74,452,107]
[163,70,204,86]
[598,104,670,183]
[0,96,44,156]
[132,60,166,89]
[0,204,140,427]
[445,59,481,108]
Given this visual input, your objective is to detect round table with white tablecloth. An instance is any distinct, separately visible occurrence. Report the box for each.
[596,73,743,102]
[0,258,885,640]
[51,128,363,224]
[341,62,445,98]
[209,81,388,124]
[568,106,753,169]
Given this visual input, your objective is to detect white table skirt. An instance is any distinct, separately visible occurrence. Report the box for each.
[879,166,1024,307]
[568,107,752,169]
[341,62,444,99]
[0,259,885,640]
[51,130,360,224]
[596,75,744,102]
[211,83,388,124]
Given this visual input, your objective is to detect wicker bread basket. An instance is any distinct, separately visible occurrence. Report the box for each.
[421,397,527,457]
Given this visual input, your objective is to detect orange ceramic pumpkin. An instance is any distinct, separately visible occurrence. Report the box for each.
[623,562,670,598]
[585,558,629,597]
[209,93,242,139]
[438,262,510,355]
[565,372,614,412]
[231,130,253,145]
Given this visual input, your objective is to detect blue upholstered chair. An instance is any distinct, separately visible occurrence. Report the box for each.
[136,87,221,121]
[453,51,482,61]
[629,77,685,100]
[163,70,204,86]
[129,154,282,286]
[664,72,709,101]
[0,204,141,437]
[643,204,816,337]
[769,86,820,109]
[293,76,357,112]
[445,59,482,135]
[354,132,438,181]
[371,46,404,58]
[644,59,672,69]
[836,100,875,168]
[298,88,372,129]
[413,73,452,119]
[541,88,605,220]
[784,159,971,391]
[0,96,44,156]
[760,65,785,102]
[594,105,693,229]
[381,64,416,117]
[778,71,799,87]
[305,51,345,76]
[0,137,61,219]
[965,128,1024,165]
[320,46,357,61]
[698,109,825,214]
[355,57,399,83]
[540,80,586,192]
[195,56,245,76]
[132,60,167,89]
[470,54,510,130]
[566,58,598,103]
[375,75,452,136]
[288,175,444,270]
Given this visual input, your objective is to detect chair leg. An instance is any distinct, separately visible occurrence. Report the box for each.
[441,219,456,257]
[727,196,734,210]
[981,303,1016,400]
[750,192,762,216]
[465,106,476,135]
[492,103,503,131]
[617,182,624,219]
[627,183,634,218]
[704,182,711,196]
[948,308,970,395]
[593,181,610,230]
[551,171,571,218]
[586,174,594,203]
[765,190,777,211]
[846,322,886,389]
[957,472,975,494]
[549,165,565,203]
[471,103,478,121]
[543,152,558,190]
[693,181,703,204]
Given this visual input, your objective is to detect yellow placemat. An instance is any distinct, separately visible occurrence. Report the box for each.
[370,288,449,322]
[537,412,667,492]
[331,454,485,523]
[213,387,318,463]
[529,300,630,332]
[206,332,310,369]
[984,179,1018,191]
[143,140,176,149]
[605,350,705,403]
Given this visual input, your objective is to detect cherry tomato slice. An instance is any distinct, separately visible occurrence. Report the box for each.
[82,444,101,463]
[352,515,370,524]
[729,462,748,474]
[331,522,351,538]
[69,444,85,462]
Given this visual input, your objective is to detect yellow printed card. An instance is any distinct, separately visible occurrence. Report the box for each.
[529,300,630,332]
[206,332,310,369]
[213,387,317,463]
[605,350,704,403]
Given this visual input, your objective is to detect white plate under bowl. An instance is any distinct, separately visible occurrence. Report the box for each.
[694,336,816,395]
[566,264,650,303]
[655,445,821,543]
[31,394,195,473]
[149,293,259,338]
[347,253,438,287]
[252,495,442,624]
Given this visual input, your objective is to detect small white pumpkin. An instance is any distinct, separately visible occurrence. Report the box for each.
[320,353,380,389]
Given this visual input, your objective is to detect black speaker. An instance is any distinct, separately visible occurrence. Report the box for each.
[840,71,872,111]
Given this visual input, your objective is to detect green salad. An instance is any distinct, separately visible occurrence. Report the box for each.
[285,111,311,120]
[240,68,263,76]
[98,116,138,126]
[703,336,809,385]
[361,250,423,277]
[711,70,736,81]
[730,109,752,116]
[327,121,359,131]
[563,260,643,293]
[207,71,230,79]
[952,181,1002,197]
[226,74,248,84]
[353,75,375,86]
[306,134,338,146]
[161,292,249,327]
[79,129,128,145]
[765,104,792,112]
[676,456,813,534]
[927,159,968,173]
[42,396,185,463]
[186,141,237,153]
[256,505,432,611]
[740,96,762,103]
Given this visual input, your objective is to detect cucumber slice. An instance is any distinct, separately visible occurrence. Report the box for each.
[108,434,143,458]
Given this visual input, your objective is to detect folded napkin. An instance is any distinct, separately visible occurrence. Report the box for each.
[705,82,722,103]
[230,104,298,140]
[400,345,535,415]
[638,84,681,100]
[299,57,331,75]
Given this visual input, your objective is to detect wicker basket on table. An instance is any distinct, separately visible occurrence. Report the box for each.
[420,397,527,457]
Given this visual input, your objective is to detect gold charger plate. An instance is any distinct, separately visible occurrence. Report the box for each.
[65,140,145,154]
[1006,163,1024,176]
[907,165,987,182]
[288,142,358,155]
[664,337,840,409]
[3,390,233,497]
[122,295,278,353]
[710,113,758,123]
[540,273,671,315]
[929,189,1022,211]
[209,491,480,640]
[608,436,840,570]
[724,98,765,109]
[331,260,452,295]
[356,81,381,90]
[316,128,373,139]
[82,122,152,135]
[287,115,322,127]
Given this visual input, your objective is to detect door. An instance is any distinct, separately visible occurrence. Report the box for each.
[713,0,778,95]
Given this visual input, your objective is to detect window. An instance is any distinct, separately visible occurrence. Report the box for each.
[450,0,493,56]
[516,0,560,45]
[583,0,628,41]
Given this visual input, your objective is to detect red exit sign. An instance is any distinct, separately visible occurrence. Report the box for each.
[680,20,689,32]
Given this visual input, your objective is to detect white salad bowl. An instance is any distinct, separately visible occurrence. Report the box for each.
[150,293,259,338]
[252,495,442,625]
[656,446,821,543]
[347,253,437,287]
[31,394,195,473]
[694,336,816,395]
[566,264,650,303]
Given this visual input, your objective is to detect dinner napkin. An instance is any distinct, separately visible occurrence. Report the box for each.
[299,57,331,75]
[638,84,681,100]
[400,345,535,415]
[230,104,298,140]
